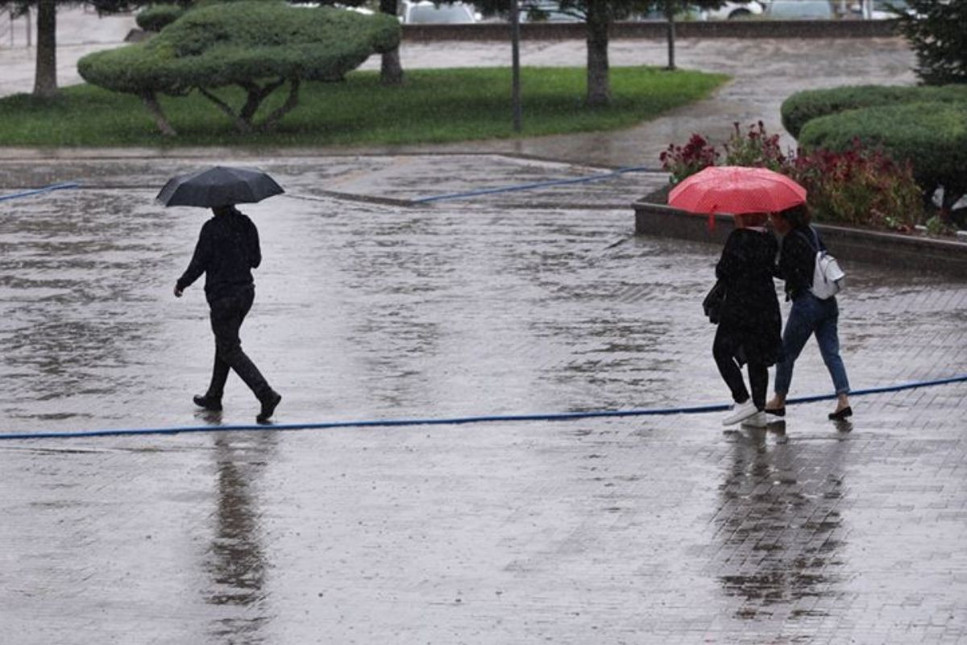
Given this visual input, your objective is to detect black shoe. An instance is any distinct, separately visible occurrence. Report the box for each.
[765,406,786,417]
[257,391,282,424]
[828,406,853,421]
[193,394,222,412]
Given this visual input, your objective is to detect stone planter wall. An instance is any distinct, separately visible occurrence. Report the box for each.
[633,200,967,279]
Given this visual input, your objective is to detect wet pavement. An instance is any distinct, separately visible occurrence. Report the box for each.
[3,18,967,645]
[2,154,967,644]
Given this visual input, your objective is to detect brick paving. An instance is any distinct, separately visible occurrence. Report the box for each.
[1,154,965,644]
[1,18,966,645]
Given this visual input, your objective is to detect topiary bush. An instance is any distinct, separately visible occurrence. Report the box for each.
[798,101,967,220]
[79,1,401,135]
[781,84,967,139]
[135,4,185,32]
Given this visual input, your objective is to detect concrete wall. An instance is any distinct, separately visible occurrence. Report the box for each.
[402,18,899,42]
[633,200,967,279]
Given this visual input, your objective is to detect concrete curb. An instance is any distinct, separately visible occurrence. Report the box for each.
[633,200,967,278]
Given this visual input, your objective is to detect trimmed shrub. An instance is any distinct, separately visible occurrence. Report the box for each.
[78,2,401,134]
[798,101,967,214]
[135,4,185,32]
[781,84,967,139]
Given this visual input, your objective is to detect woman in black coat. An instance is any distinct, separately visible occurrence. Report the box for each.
[713,211,782,427]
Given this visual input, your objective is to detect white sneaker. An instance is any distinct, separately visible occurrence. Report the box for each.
[722,400,758,426]
[741,411,767,428]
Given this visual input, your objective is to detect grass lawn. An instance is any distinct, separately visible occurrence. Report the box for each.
[0,66,727,147]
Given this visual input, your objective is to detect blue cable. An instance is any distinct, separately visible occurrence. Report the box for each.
[412,166,652,204]
[0,182,81,202]
[0,374,963,442]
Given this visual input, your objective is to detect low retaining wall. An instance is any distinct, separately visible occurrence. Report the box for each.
[633,200,967,279]
[402,19,899,42]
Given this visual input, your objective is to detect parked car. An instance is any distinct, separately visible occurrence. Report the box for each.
[701,1,764,20]
[519,0,584,22]
[850,0,912,19]
[398,0,479,24]
[767,0,834,19]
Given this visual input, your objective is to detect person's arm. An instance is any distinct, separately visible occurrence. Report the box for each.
[247,217,261,269]
[175,223,212,296]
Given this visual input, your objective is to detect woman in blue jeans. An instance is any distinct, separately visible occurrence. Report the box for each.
[766,205,852,420]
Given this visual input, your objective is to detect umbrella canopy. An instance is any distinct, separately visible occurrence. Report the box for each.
[156,166,284,208]
[667,166,806,215]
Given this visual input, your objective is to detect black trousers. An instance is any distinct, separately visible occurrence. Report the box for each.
[205,286,271,401]
[713,325,768,410]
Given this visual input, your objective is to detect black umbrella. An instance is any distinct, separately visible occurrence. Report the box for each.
[156,166,284,208]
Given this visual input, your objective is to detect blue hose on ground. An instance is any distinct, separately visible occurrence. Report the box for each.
[412,166,651,204]
[0,182,81,202]
[0,374,964,442]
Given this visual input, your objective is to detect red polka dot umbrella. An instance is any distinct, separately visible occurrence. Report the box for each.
[668,166,806,219]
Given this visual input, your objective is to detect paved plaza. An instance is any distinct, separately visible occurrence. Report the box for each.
[2,12,967,645]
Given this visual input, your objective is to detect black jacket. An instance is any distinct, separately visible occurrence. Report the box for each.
[777,224,824,301]
[715,227,782,366]
[176,208,261,302]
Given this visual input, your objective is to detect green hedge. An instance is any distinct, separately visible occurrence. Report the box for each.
[79,2,401,96]
[798,101,967,209]
[135,4,185,32]
[781,85,967,139]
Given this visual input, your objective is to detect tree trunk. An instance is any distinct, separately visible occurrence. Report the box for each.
[665,8,677,70]
[33,0,58,98]
[381,48,404,86]
[585,0,611,107]
[379,0,404,85]
[141,92,177,136]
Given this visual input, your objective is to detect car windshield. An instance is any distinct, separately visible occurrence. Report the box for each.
[408,4,474,23]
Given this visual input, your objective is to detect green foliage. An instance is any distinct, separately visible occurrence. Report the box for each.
[798,101,967,213]
[722,121,788,171]
[80,2,400,94]
[135,4,185,32]
[0,66,726,145]
[781,84,967,139]
[896,0,967,86]
[78,2,401,133]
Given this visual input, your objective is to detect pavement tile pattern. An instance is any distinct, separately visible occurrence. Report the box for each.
[1,155,966,644]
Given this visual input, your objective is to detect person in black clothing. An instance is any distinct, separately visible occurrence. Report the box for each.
[765,205,852,420]
[174,204,281,423]
[714,211,783,428]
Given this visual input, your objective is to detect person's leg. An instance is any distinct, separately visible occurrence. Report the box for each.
[748,362,768,411]
[210,291,272,400]
[814,299,852,417]
[714,327,750,404]
[772,296,818,399]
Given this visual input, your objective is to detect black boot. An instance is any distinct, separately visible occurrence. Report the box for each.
[257,390,281,424]
[193,394,222,412]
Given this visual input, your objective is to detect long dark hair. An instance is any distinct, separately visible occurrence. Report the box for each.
[775,203,811,228]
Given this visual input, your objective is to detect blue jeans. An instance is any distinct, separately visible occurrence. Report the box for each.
[774,293,850,396]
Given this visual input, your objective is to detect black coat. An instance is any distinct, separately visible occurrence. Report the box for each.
[176,208,262,302]
[777,223,824,301]
[715,227,782,367]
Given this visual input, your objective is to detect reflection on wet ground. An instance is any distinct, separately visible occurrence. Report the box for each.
[716,425,850,622]
[1,157,966,643]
